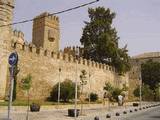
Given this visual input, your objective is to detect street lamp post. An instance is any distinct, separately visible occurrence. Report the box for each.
[159,83,160,101]
[74,48,79,119]
[88,61,91,105]
[58,67,61,107]
[80,70,87,115]
[139,77,142,108]
[103,58,112,111]
[139,65,142,108]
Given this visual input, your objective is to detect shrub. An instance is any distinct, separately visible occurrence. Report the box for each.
[90,93,98,102]
[133,103,139,107]
[112,88,123,102]
[133,84,154,101]
[103,82,127,102]
[50,79,79,102]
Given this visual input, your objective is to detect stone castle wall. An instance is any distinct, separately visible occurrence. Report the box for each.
[9,42,128,100]
[0,0,129,101]
[0,0,14,100]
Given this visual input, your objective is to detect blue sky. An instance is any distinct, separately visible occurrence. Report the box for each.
[13,0,160,56]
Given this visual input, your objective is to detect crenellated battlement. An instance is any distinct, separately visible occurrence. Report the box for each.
[13,29,24,39]
[64,46,84,57]
[34,12,59,24]
[12,29,25,44]
[11,42,113,72]
[0,0,14,8]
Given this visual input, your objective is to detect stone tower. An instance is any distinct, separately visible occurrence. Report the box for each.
[0,0,15,99]
[32,12,60,53]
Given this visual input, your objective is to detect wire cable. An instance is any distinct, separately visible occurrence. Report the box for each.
[0,0,99,28]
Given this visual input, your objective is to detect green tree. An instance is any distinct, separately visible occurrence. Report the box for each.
[80,7,130,74]
[133,84,154,101]
[79,70,87,115]
[79,70,87,95]
[50,79,79,102]
[103,82,127,102]
[21,74,32,120]
[122,83,128,92]
[112,88,123,102]
[104,82,113,93]
[141,60,160,99]
[90,92,98,102]
[103,82,114,100]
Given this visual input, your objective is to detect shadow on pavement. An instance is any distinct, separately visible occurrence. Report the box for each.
[150,115,160,119]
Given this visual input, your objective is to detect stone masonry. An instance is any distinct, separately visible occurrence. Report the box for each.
[0,0,15,100]
[0,0,129,101]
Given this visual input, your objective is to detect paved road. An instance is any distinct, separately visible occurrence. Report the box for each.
[0,103,159,120]
[121,106,160,120]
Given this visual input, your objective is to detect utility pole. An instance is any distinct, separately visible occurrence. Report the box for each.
[58,65,61,107]
[158,83,160,101]
[88,64,91,105]
[74,47,79,119]
[80,70,87,115]
[139,65,142,109]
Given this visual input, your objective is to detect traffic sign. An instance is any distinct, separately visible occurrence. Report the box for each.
[8,52,18,66]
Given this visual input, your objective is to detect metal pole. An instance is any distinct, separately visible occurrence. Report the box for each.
[159,83,160,101]
[140,79,142,108]
[74,60,78,119]
[80,84,83,115]
[58,67,61,107]
[88,64,91,105]
[26,90,29,120]
[8,66,14,120]
[139,67,142,108]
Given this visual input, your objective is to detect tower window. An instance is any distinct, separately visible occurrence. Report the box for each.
[44,50,47,56]
[51,52,54,57]
[29,47,32,52]
[48,30,55,42]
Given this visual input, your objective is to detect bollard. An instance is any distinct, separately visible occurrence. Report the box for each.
[123,111,127,114]
[134,109,138,111]
[115,112,120,116]
[94,116,99,120]
[106,114,111,118]
[130,110,133,113]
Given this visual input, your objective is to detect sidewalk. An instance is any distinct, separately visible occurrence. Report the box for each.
[0,102,157,120]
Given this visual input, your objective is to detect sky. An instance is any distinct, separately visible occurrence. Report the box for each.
[13,0,160,56]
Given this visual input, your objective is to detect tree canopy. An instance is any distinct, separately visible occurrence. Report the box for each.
[103,82,127,102]
[80,7,130,74]
[21,74,32,91]
[141,60,160,91]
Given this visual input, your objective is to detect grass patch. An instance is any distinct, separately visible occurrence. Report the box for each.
[0,100,74,106]
[0,100,103,106]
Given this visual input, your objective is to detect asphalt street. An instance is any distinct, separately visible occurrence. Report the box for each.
[116,106,160,120]
[0,103,159,120]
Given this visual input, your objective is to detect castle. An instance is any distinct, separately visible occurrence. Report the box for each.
[2,0,155,101]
